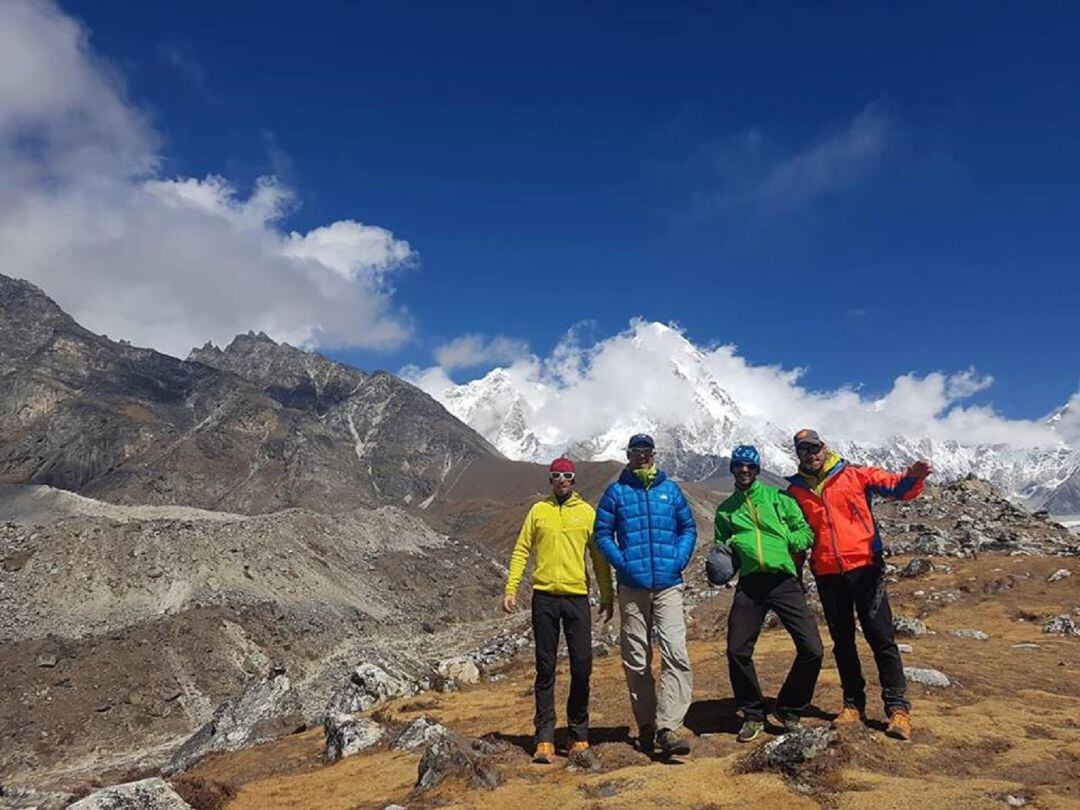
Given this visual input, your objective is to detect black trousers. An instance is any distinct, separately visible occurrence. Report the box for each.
[815,562,910,713]
[726,573,824,721]
[532,590,592,743]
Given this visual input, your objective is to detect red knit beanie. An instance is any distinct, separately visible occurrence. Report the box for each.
[549,457,576,474]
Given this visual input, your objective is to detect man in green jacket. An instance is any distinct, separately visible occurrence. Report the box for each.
[715,445,824,742]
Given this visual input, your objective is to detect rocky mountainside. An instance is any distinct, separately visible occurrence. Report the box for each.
[0,274,498,513]
[420,323,1080,513]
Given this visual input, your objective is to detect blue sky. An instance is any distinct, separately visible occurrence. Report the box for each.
[15,1,1080,418]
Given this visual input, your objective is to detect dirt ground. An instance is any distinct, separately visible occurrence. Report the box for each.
[182,554,1079,809]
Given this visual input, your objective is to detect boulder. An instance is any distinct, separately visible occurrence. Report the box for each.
[437,656,480,686]
[67,778,194,809]
[904,667,951,687]
[325,714,385,762]
[391,715,450,752]
[325,662,418,717]
[167,667,301,772]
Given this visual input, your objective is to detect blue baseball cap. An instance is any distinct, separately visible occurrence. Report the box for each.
[627,433,655,450]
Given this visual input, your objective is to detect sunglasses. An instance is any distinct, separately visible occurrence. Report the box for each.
[731,463,758,471]
[549,471,575,481]
[796,443,824,456]
[628,448,655,456]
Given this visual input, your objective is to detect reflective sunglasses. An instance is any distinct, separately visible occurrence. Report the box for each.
[549,471,575,481]
[796,443,824,457]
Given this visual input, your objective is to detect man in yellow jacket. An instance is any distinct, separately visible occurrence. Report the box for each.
[503,457,614,764]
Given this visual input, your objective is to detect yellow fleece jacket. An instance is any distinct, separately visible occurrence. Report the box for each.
[505,492,614,603]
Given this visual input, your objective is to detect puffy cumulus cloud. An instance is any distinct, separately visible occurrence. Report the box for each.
[0,0,414,358]
[406,319,1067,453]
[433,334,531,371]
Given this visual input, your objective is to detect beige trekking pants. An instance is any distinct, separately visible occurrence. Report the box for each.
[617,583,692,733]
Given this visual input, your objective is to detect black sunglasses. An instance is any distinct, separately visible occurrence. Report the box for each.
[796,443,824,456]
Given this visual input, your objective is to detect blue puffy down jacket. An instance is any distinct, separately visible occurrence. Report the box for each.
[593,467,697,591]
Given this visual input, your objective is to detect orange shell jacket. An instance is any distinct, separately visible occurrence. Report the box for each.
[785,457,924,576]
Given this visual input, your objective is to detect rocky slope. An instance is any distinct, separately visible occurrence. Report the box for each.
[0,274,498,513]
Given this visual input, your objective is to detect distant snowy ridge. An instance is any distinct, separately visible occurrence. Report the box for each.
[406,321,1080,512]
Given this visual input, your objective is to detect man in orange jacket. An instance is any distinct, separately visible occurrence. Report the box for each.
[785,429,931,741]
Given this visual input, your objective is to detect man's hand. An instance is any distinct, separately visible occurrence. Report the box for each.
[598,602,614,623]
[501,594,516,614]
[906,460,933,479]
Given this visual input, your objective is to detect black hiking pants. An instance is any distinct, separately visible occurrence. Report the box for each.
[726,572,824,721]
[815,562,910,714]
[532,590,592,743]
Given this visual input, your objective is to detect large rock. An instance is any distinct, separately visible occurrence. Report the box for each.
[325,714,385,763]
[67,779,193,809]
[416,734,502,792]
[391,715,450,752]
[899,558,934,578]
[742,726,839,775]
[324,663,419,717]
[167,667,301,772]
[437,656,480,686]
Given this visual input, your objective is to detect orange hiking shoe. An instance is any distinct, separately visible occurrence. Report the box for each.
[568,740,589,754]
[886,709,912,741]
[533,741,555,763]
[832,706,866,727]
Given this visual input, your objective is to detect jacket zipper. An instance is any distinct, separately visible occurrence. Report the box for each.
[850,499,872,533]
[644,482,655,586]
[744,491,765,567]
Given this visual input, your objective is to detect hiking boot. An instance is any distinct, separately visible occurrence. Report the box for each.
[832,706,866,727]
[634,725,656,754]
[656,728,691,757]
[775,712,801,733]
[736,719,764,743]
[885,709,912,741]
[533,741,555,763]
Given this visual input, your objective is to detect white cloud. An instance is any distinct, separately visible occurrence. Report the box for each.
[433,334,531,371]
[702,103,889,217]
[406,319,1066,453]
[0,0,415,358]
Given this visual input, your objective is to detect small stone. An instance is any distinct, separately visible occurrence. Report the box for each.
[897,643,914,653]
[1004,795,1028,807]
[899,558,934,578]
[36,653,58,668]
[742,726,838,775]
[1010,643,1042,649]
[893,616,928,637]
[949,629,989,640]
[1043,615,1079,637]
[904,667,951,687]
[1047,569,1071,583]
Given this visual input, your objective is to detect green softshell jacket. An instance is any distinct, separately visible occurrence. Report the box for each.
[714,480,814,578]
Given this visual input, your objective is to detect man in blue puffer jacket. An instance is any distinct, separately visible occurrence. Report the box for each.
[594,433,697,757]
